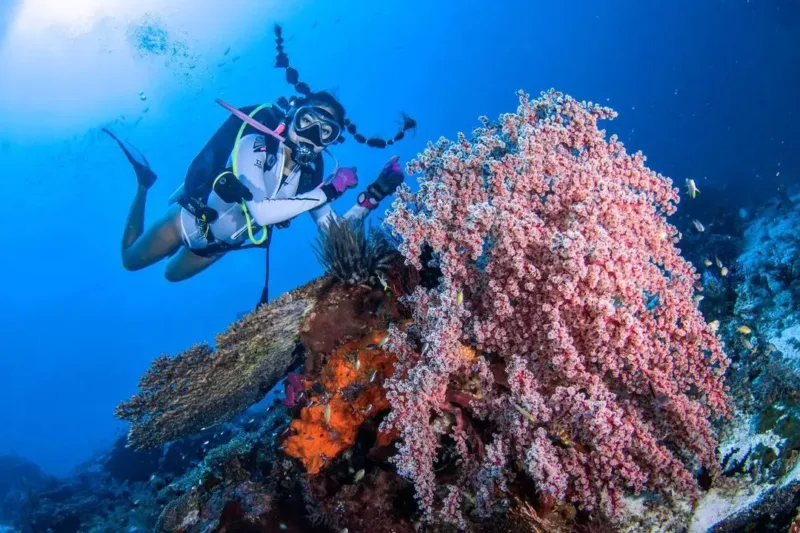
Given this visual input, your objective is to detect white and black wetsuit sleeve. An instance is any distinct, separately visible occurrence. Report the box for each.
[244,189,329,226]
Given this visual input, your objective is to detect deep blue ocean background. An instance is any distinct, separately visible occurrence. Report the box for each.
[0,0,796,478]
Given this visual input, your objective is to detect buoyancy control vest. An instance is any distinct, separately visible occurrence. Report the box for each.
[177,103,324,253]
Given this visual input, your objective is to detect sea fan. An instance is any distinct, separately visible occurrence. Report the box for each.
[313,218,397,286]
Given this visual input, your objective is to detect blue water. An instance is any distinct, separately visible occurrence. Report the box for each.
[0,0,795,478]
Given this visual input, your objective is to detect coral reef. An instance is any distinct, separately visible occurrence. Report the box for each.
[665,190,800,533]
[383,89,730,521]
[12,91,800,533]
[115,278,326,449]
[0,456,50,524]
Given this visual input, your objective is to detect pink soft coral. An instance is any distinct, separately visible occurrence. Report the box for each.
[383,89,729,520]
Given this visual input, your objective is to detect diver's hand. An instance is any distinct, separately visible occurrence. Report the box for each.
[214,175,253,203]
[358,155,404,210]
[321,167,358,201]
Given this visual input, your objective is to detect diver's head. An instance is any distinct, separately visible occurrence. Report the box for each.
[286,91,345,165]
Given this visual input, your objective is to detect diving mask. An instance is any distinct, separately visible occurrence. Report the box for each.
[293,106,342,147]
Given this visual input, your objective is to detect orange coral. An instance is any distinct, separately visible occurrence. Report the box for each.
[283,330,397,474]
[457,344,477,363]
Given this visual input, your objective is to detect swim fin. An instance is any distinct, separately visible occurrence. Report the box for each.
[103,128,157,189]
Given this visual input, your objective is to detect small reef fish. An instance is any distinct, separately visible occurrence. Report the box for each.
[704,259,713,267]
[686,178,700,199]
[377,335,389,349]
[692,220,705,232]
[737,325,752,335]
[377,272,390,292]
[765,343,777,355]
[715,256,723,268]
[742,338,754,350]
[324,404,332,425]
[693,295,704,303]
[456,291,464,306]
[720,267,729,277]
[354,469,365,482]
[514,403,537,425]
[708,320,720,332]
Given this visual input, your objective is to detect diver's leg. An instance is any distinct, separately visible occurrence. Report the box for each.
[122,183,148,250]
[164,247,224,282]
[122,204,183,271]
[105,127,177,270]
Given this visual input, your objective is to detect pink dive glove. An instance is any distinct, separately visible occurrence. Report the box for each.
[321,167,358,201]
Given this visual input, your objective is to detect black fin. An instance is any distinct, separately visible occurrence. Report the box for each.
[103,128,157,189]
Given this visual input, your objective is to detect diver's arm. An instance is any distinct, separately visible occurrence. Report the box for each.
[242,165,356,227]
[245,189,330,226]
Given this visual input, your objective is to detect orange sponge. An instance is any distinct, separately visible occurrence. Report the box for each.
[283,330,397,474]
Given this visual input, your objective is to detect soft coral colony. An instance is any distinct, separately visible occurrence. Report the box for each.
[117,89,730,531]
[382,89,729,522]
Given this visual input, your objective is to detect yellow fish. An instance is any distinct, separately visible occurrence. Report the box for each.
[708,320,720,332]
[692,219,705,232]
[737,325,752,335]
[324,404,332,425]
[703,259,712,267]
[693,295,704,303]
[354,469,365,482]
[720,267,729,277]
[456,291,464,306]
[686,178,700,199]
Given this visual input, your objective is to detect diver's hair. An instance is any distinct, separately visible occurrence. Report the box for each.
[273,24,416,148]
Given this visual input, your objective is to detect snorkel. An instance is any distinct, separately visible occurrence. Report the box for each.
[215,99,285,142]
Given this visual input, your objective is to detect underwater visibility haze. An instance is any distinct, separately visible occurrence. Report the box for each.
[0,0,798,531]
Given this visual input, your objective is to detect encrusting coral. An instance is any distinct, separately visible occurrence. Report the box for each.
[115,278,326,449]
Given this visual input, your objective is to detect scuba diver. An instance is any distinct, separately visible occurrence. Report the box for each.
[105,25,416,306]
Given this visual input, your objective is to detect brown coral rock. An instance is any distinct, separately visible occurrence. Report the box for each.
[116,278,327,449]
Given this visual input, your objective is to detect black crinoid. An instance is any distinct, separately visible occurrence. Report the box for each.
[312,217,398,287]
